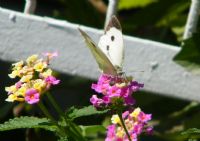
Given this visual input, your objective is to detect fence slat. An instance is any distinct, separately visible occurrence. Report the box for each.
[0,7,200,101]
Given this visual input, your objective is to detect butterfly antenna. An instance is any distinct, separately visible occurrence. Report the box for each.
[129,70,145,73]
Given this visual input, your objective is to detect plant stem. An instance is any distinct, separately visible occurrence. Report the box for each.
[46,92,63,116]
[38,101,55,121]
[46,92,86,140]
[68,120,87,141]
[117,112,132,141]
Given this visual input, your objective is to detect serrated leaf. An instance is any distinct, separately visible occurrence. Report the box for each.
[181,128,200,135]
[0,116,57,132]
[80,125,106,137]
[174,33,200,74]
[67,106,108,120]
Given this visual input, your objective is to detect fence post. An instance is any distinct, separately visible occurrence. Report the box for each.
[183,0,200,39]
[104,0,119,28]
[24,0,37,14]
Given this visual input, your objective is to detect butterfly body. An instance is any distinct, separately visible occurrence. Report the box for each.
[79,16,124,76]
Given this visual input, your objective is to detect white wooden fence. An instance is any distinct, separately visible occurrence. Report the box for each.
[0,0,200,102]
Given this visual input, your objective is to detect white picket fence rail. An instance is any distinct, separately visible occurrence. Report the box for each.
[0,0,200,102]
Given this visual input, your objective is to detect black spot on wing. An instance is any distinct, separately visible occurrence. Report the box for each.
[111,36,114,41]
[107,45,109,51]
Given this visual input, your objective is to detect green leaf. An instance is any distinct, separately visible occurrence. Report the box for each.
[58,137,68,141]
[67,106,108,120]
[0,116,57,132]
[173,33,200,74]
[80,125,106,137]
[119,0,157,9]
[181,128,200,135]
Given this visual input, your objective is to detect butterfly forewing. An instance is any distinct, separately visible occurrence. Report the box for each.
[78,28,118,76]
[98,16,124,70]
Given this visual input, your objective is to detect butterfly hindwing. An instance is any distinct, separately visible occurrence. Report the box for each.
[78,28,118,76]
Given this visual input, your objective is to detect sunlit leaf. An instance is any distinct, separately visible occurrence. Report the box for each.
[67,106,108,120]
[118,0,157,9]
[80,125,106,137]
[174,33,200,74]
[0,116,57,132]
[182,128,200,135]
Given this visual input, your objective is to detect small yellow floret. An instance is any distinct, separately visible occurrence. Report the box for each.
[34,62,47,72]
[15,87,27,96]
[130,107,141,118]
[8,70,20,78]
[5,94,18,102]
[20,75,33,82]
[111,115,121,124]
[12,61,23,68]
[116,82,126,88]
[116,127,124,138]
[26,55,38,64]
[42,69,52,77]
[33,79,46,92]
[5,85,17,93]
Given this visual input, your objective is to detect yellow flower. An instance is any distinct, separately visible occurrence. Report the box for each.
[5,94,18,102]
[26,54,38,65]
[116,127,124,138]
[5,85,17,93]
[34,62,47,72]
[15,86,27,96]
[20,74,33,82]
[130,107,141,118]
[116,82,126,88]
[33,79,46,92]
[42,69,52,78]
[12,60,23,68]
[111,115,121,124]
[8,70,20,78]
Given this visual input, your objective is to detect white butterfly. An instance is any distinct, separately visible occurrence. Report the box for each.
[79,16,124,76]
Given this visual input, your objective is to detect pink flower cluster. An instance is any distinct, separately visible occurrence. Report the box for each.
[106,109,153,141]
[90,74,144,107]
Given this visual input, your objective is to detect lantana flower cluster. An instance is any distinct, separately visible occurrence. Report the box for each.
[90,73,153,140]
[106,108,153,141]
[90,74,144,108]
[5,52,60,104]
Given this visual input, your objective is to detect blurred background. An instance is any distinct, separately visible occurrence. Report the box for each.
[1,0,200,141]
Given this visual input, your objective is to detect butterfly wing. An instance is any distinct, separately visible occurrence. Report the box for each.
[78,28,118,76]
[98,16,124,70]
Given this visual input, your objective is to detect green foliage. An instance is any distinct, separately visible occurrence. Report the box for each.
[53,0,104,28]
[68,106,108,120]
[80,125,106,137]
[0,116,57,132]
[182,128,200,135]
[118,0,157,9]
[174,33,200,74]
[58,137,68,141]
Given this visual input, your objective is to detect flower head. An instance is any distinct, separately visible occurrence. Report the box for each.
[106,108,153,141]
[5,52,60,104]
[90,74,143,108]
